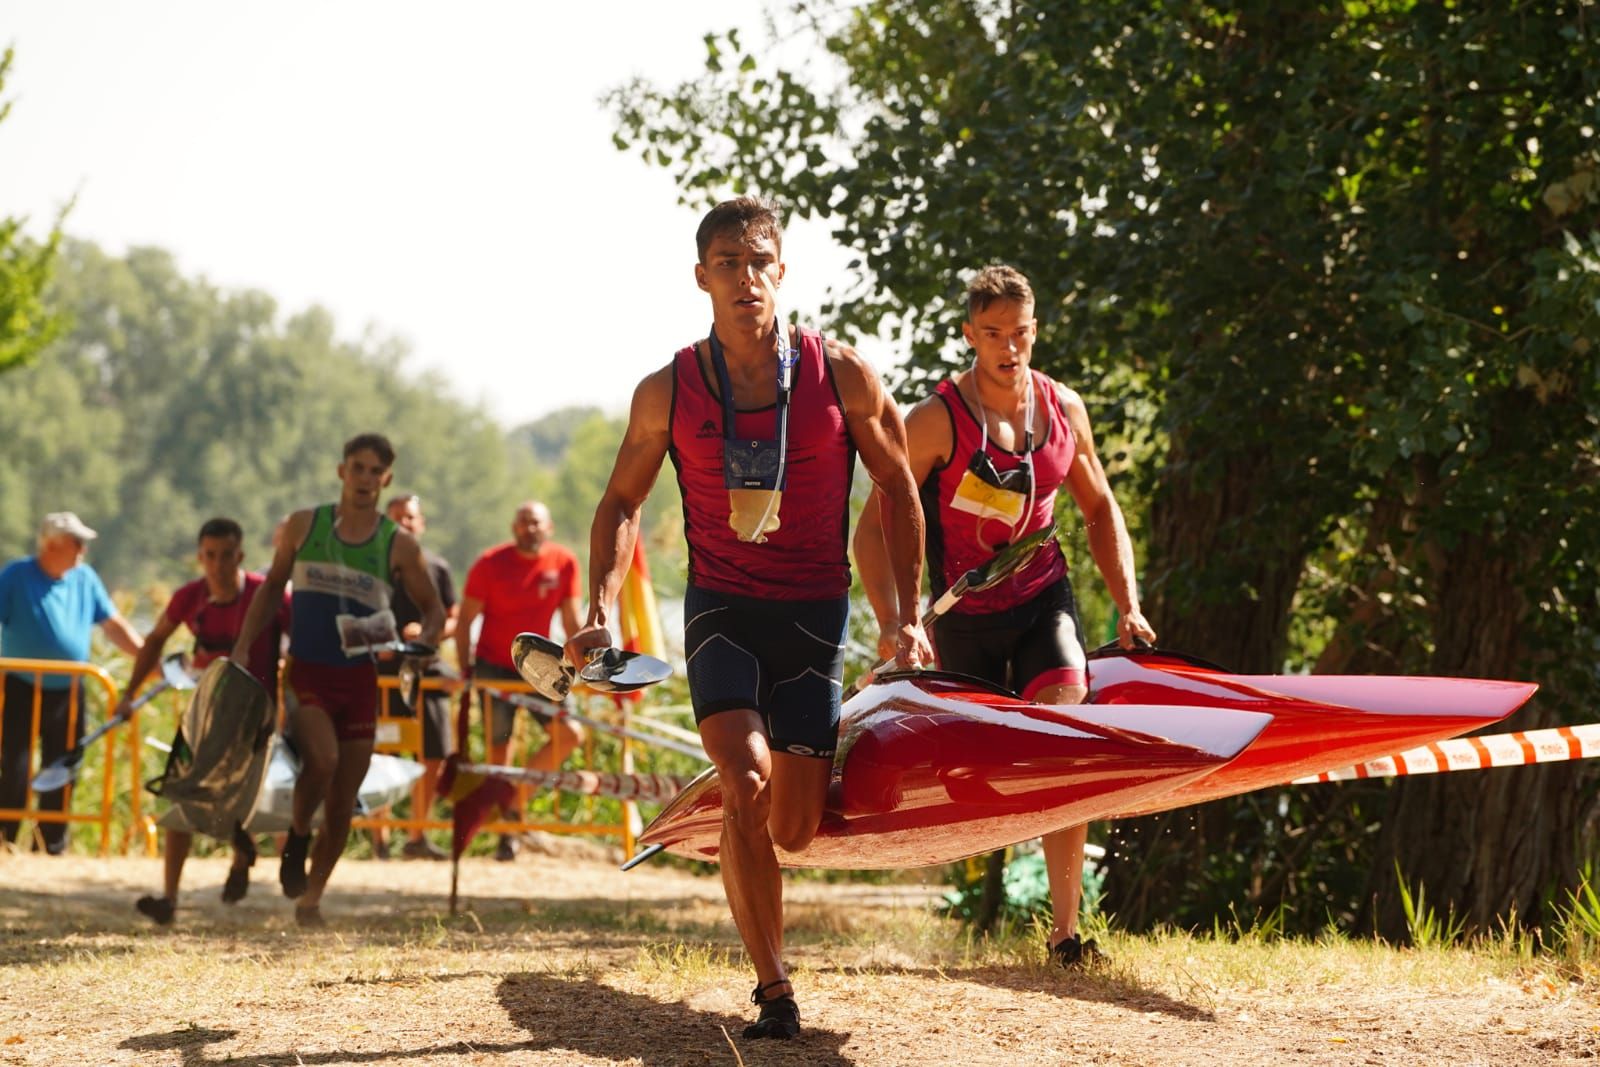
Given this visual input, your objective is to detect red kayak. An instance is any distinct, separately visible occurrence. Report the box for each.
[1087,647,1538,815]
[638,647,1536,870]
[640,668,1271,868]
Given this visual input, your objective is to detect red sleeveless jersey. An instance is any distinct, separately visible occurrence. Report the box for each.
[921,371,1074,614]
[670,326,855,599]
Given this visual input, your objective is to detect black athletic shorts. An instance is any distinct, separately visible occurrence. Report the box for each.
[932,577,1087,699]
[683,584,849,760]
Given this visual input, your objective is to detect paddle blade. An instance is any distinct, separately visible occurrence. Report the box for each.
[30,753,81,794]
[510,632,575,702]
[966,524,1057,594]
[576,646,672,694]
[159,651,200,692]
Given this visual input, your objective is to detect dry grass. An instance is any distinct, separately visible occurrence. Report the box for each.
[1,845,1598,1066]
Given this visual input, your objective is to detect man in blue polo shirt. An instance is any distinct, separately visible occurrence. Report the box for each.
[0,512,143,853]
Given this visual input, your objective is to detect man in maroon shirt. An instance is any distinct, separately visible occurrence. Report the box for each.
[456,500,583,861]
[565,197,930,1040]
[116,517,290,925]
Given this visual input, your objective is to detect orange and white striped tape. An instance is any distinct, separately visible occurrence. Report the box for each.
[1293,723,1600,783]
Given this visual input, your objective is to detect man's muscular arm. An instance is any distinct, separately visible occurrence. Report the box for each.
[564,365,672,666]
[831,340,933,668]
[230,509,307,670]
[391,531,446,651]
[853,396,949,662]
[113,612,180,719]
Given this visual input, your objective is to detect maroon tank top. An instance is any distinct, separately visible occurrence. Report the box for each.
[921,371,1074,614]
[670,326,854,599]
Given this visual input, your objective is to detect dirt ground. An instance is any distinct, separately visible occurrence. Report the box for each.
[1,839,1597,1066]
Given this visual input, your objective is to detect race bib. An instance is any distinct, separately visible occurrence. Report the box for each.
[335,609,402,657]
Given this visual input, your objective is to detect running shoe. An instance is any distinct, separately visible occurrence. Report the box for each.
[742,980,801,1040]
[402,836,448,860]
[135,895,175,926]
[280,830,312,899]
[1049,933,1107,969]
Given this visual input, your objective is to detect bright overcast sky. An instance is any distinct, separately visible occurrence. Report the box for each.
[0,2,870,427]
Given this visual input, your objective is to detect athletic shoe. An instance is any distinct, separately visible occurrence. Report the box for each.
[494,834,518,862]
[742,980,801,1040]
[136,895,175,926]
[1049,933,1107,969]
[294,904,326,929]
[222,824,256,903]
[280,830,312,899]
[221,863,250,904]
[402,837,447,861]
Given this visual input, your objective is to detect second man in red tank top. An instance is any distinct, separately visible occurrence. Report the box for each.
[856,264,1158,968]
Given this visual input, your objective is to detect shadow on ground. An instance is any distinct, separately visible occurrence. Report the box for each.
[812,961,1216,1022]
[496,970,856,1066]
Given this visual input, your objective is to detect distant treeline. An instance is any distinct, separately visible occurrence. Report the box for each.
[0,239,686,609]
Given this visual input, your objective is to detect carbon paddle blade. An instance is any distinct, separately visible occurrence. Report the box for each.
[30,752,82,794]
[511,632,576,702]
[159,651,200,692]
[576,646,672,694]
[966,524,1057,594]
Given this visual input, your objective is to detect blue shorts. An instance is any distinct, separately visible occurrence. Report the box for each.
[683,585,849,759]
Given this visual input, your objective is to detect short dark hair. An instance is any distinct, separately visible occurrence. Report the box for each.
[197,517,243,543]
[967,264,1035,317]
[343,432,396,467]
[696,196,785,262]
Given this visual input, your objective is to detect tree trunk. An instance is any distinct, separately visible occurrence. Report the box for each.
[973,848,1008,935]
[1101,439,1327,930]
[1366,531,1598,939]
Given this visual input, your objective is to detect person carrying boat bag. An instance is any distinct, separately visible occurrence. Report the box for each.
[564,196,931,1041]
[855,263,1158,968]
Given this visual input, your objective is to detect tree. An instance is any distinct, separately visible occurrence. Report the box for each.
[2,239,540,599]
[0,47,67,375]
[609,1,1600,936]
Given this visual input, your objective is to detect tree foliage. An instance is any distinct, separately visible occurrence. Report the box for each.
[610,0,1600,936]
[0,240,541,604]
[0,47,67,376]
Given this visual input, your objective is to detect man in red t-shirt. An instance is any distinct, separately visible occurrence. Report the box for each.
[116,517,291,926]
[455,501,583,860]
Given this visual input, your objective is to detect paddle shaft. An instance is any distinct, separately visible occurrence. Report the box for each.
[31,678,176,791]
[845,569,982,698]
[477,686,707,761]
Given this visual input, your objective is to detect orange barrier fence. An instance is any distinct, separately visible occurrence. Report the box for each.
[0,658,126,855]
[359,674,640,857]
[3,660,656,859]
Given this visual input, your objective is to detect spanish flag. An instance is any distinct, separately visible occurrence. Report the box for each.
[617,537,666,662]
[441,692,516,860]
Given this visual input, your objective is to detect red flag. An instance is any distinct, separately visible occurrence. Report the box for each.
[440,689,516,860]
[441,758,517,861]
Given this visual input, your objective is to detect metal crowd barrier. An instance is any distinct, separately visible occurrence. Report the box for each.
[1,660,644,859]
[358,673,638,857]
[0,657,127,855]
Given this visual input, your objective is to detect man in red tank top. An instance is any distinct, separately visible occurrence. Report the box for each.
[565,196,931,1041]
[116,517,290,926]
[856,264,1157,968]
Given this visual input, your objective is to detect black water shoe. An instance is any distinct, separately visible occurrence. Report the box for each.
[280,830,311,899]
[135,895,175,926]
[742,980,800,1040]
[1050,933,1106,969]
